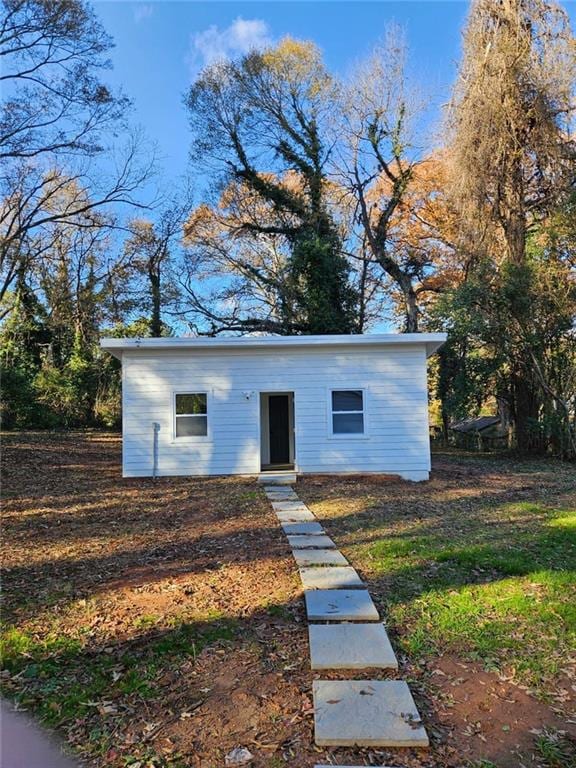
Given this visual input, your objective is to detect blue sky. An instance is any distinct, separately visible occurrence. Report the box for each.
[92,0,574,333]
[93,0,575,193]
[93,1,479,189]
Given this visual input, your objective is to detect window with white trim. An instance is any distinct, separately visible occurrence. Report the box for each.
[331,390,364,434]
[175,393,207,437]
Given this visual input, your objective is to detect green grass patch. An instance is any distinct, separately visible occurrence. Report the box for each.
[0,616,238,735]
[467,761,498,768]
[264,602,292,619]
[362,503,576,691]
[391,570,575,681]
[534,729,576,768]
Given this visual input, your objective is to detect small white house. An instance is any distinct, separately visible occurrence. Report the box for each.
[101,333,446,481]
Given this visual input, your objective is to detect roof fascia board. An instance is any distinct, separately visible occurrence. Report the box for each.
[100,333,447,359]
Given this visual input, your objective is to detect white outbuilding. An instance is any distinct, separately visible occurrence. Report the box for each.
[101,333,446,482]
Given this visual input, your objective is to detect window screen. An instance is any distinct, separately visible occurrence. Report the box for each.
[175,393,207,437]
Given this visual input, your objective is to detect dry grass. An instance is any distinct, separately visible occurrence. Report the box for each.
[2,433,575,768]
[1,432,313,767]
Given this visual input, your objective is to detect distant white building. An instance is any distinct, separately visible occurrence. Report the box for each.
[100,333,446,481]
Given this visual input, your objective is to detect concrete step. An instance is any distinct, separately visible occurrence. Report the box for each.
[258,473,296,485]
[313,679,429,747]
[305,589,379,621]
[288,535,336,550]
[271,500,310,511]
[308,623,398,670]
[281,521,324,536]
[292,549,349,567]
[299,566,363,590]
[275,509,316,522]
[265,491,299,501]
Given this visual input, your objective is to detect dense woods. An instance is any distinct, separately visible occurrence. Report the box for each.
[1,0,575,458]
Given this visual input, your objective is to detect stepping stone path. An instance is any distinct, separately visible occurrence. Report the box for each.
[281,521,324,536]
[272,501,310,512]
[263,480,429,759]
[275,509,316,522]
[308,624,398,670]
[313,680,429,747]
[299,566,364,591]
[305,589,380,621]
[292,548,349,567]
[265,489,299,500]
[287,534,337,549]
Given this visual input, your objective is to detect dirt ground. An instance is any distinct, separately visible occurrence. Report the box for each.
[1,432,575,768]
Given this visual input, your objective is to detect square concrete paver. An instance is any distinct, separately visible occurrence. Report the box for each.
[275,509,316,522]
[272,501,310,512]
[308,623,398,670]
[305,590,379,621]
[292,549,349,567]
[265,490,299,500]
[299,566,363,590]
[313,680,429,747]
[281,521,324,536]
[288,535,336,549]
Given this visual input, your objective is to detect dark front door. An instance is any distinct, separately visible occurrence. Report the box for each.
[269,395,290,464]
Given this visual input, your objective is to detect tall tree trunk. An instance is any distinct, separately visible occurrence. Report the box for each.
[441,408,450,447]
[510,366,540,453]
[400,276,419,332]
[436,343,456,447]
[405,287,418,332]
[149,265,162,337]
[504,158,541,451]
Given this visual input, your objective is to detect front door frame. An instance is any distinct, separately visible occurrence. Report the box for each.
[259,390,296,471]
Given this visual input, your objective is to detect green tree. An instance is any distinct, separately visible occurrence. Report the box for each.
[185,38,358,334]
[433,206,576,458]
[0,185,131,429]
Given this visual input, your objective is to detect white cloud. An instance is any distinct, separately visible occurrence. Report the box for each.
[133,4,153,24]
[188,17,272,73]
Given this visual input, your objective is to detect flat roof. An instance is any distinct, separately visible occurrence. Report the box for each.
[101,333,446,360]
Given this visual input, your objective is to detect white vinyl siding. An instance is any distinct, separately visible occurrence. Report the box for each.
[120,344,432,480]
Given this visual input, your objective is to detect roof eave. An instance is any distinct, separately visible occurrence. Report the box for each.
[100,332,447,358]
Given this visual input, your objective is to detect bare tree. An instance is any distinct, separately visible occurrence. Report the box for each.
[0,141,153,305]
[0,0,155,310]
[179,180,304,335]
[0,0,128,161]
[179,172,391,335]
[123,192,193,336]
[337,29,428,331]
[448,0,576,266]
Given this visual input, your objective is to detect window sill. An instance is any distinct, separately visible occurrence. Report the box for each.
[327,434,371,441]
